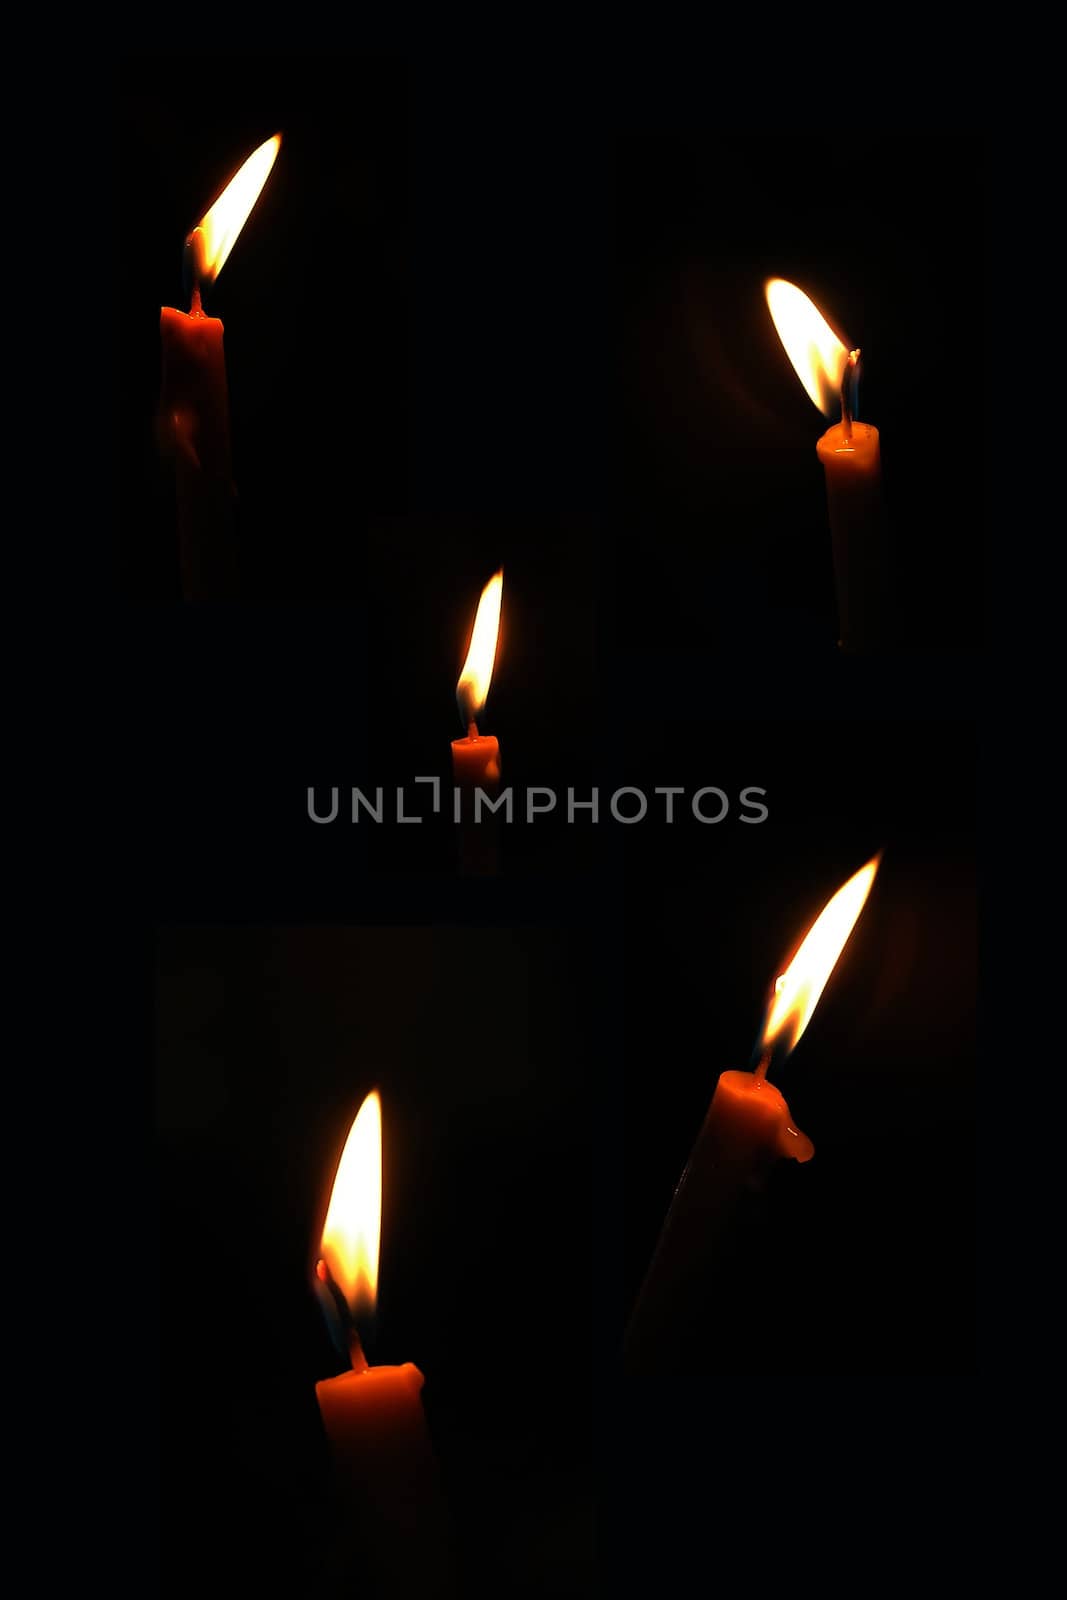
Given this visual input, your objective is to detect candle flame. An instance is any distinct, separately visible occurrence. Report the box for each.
[765,278,851,417]
[760,855,880,1057]
[456,570,503,728]
[194,133,282,284]
[319,1090,382,1318]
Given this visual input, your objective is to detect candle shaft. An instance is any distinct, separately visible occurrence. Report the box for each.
[158,307,238,600]
[624,1071,810,1373]
[816,421,893,652]
[316,1362,454,1596]
[451,725,501,876]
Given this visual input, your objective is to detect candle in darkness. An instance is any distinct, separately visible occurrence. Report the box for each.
[625,855,881,1372]
[314,1091,451,1595]
[766,278,893,652]
[159,133,280,600]
[451,569,504,793]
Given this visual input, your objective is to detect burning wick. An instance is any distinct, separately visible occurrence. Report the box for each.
[182,227,210,318]
[456,672,482,736]
[841,348,860,441]
[753,973,788,1080]
[316,1258,369,1374]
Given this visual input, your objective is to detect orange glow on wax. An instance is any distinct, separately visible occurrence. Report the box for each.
[761,855,881,1057]
[765,277,851,417]
[456,570,503,728]
[319,1090,382,1319]
[194,133,282,285]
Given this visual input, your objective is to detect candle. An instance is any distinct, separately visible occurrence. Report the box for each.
[159,134,280,600]
[624,854,880,1372]
[451,569,504,793]
[450,570,504,876]
[314,1091,450,1595]
[765,278,893,652]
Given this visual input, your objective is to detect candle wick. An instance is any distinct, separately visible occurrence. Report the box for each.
[841,348,860,442]
[349,1331,369,1375]
[183,228,208,317]
[317,1257,371,1372]
[754,1047,773,1082]
[468,720,479,742]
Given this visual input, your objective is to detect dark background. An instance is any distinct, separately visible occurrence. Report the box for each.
[117,64,987,653]
[117,55,411,602]
[150,718,976,1593]
[156,921,602,1597]
[611,130,988,655]
[615,719,976,1375]
[116,53,983,1600]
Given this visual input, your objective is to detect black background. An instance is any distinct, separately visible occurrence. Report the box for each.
[616,719,976,1372]
[156,921,602,1596]
[611,129,987,654]
[116,53,983,1600]
[117,55,411,602]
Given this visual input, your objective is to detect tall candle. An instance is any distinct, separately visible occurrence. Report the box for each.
[766,278,892,652]
[624,855,880,1372]
[159,134,280,600]
[314,1091,451,1596]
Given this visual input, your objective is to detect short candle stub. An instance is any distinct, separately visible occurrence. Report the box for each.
[450,724,502,799]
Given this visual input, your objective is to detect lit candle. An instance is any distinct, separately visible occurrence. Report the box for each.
[314,1091,450,1595]
[624,854,881,1372]
[451,569,503,793]
[765,278,892,652]
[159,134,280,600]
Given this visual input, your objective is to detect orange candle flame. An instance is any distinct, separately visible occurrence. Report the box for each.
[760,855,881,1059]
[319,1090,382,1319]
[765,277,853,417]
[456,569,503,729]
[192,133,282,286]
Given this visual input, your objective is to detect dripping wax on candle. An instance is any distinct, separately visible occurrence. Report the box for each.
[624,854,881,1372]
[159,133,281,600]
[765,277,892,652]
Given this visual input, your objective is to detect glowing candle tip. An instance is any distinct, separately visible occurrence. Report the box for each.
[319,1090,382,1321]
[759,854,880,1061]
[190,132,282,293]
[456,570,503,729]
[765,277,853,418]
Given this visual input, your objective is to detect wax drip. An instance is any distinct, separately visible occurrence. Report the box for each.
[741,1056,815,1162]
[776,1120,815,1162]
